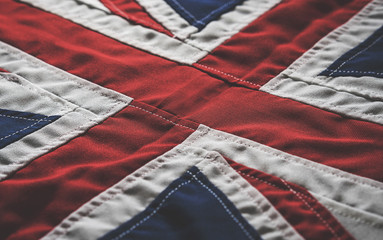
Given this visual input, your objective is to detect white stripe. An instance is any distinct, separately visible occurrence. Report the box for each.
[0,41,132,180]
[182,125,383,240]
[19,0,207,65]
[136,0,198,39]
[77,0,111,12]
[261,0,383,126]
[137,0,282,52]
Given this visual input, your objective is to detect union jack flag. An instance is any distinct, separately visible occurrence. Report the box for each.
[0,0,382,239]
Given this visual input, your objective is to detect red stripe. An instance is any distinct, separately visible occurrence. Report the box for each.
[100,0,173,36]
[228,158,355,240]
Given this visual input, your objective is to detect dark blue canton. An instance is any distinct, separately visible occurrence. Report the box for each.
[320,25,383,78]
[164,0,244,29]
[99,166,262,240]
[0,108,60,149]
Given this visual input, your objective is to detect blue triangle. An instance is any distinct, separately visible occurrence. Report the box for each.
[100,166,262,240]
[320,25,383,78]
[0,108,60,149]
[164,0,244,29]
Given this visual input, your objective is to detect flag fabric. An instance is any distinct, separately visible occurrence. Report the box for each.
[0,0,382,239]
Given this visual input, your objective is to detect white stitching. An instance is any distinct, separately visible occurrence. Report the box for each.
[0,113,53,122]
[281,179,341,240]
[112,178,193,240]
[0,44,129,115]
[325,69,383,76]
[167,0,205,25]
[189,170,256,240]
[195,63,262,88]
[207,160,298,239]
[325,206,383,228]
[0,74,73,114]
[198,0,239,24]
[113,169,255,240]
[46,150,209,238]
[206,131,383,190]
[329,33,383,76]
[128,105,196,131]
[101,0,167,32]
[0,116,50,141]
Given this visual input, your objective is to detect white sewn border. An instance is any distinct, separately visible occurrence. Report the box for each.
[181,125,383,240]
[19,0,207,65]
[0,41,132,181]
[261,0,383,126]
[136,0,282,52]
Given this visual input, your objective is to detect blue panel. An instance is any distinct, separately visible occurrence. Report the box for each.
[320,25,383,78]
[0,109,60,149]
[164,0,244,29]
[100,166,262,240]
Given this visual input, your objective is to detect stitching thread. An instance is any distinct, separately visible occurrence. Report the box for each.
[48,150,210,238]
[112,178,193,240]
[167,0,204,25]
[325,206,383,228]
[128,105,196,131]
[205,131,383,190]
[264,1,377,90]
[198,0,239,24]
[113,169,255,240]
[208,160,294,239]
[281,179,341,240]
[189,170,256,240]
[195,63,262,88]
[101,0,168,33]
[0,44,129,116]
[0,113,53,122]
[237,170,315,201]
[324,69,383,76]
[0,74,73,114]
[0,116,49,142]
[329,33,383,76]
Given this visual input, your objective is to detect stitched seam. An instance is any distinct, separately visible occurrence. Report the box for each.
[237,171,315,201]
[113,169,255,240]
[0,75,72,114]
[195,63,261,88]
[0,113,53,122]
[324,69,383,76]
[325,206,383,228]
[48,150,210,238]
[265,75,383,120]
[112,177,193,240]
[0,45,129,114]
[207,131,383,190]
[265,1,377,91]
[198,0,239,24]
[3,108,98,167]
[189,170,256,240]
[208,159,294,239]
[0,116,49,141]
[128,105,196,131]
[293,73,383,101]
[167,0,204,25]
[329,33,383,76]
[102,0,165,32]
[82,14,206,62]
[281,179,341,240]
